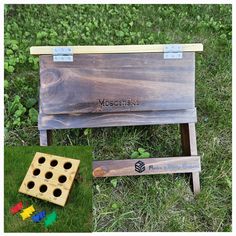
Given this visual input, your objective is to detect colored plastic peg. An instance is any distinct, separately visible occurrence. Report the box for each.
[44,211,57,227]
[10,201,23,214]
[32,210,46,223]
[20,205,35,220]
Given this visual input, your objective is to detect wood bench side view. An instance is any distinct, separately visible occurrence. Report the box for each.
[31,44,203,195]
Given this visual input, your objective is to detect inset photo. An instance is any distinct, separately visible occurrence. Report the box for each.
[4,146,92,232]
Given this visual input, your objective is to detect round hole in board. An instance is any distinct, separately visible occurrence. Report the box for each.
[58,175,67,183]
[53,188,62,197]
[27,181,35,189]
[64,162,72,170]
[39,184,48,193]
[33,168,41,176]
[38,157,46,164]
[50,160,58,167]
[45,171,53,179]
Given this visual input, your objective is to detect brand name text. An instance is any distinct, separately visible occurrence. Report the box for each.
[98,99,139,107]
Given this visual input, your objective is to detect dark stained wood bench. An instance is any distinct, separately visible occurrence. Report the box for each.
[31,43,203,194]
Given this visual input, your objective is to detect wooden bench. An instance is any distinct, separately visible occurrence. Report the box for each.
[31,43,203,194]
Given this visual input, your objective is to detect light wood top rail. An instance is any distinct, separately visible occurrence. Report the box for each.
[30,43,203,55]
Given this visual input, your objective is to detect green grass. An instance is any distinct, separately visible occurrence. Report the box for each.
[4,4,232,232]
[4,146,93,232]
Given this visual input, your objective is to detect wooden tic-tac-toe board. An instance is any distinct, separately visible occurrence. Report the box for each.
[19,152,80,207]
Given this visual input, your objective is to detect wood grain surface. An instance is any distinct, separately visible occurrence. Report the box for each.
[38,108,197,130]
[93,156,201,177]
[180,123,200,194]
[39,130,52,146]
[39,52,195,115]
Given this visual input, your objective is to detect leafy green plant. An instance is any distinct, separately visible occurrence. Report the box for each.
[111,203,119,210]
[110,178,118,188]
[6,95,26,128]
[84,128,92,145]
[28,108,38,123]
[5,91,38,129]
[130,148,150,159]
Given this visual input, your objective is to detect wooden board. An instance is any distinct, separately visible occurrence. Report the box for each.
[30,43,203,55]
[93,156,201,177]
[19,152,80,207]
[38,109,197,130]
[180,123,200,194]
[39,52,195,115]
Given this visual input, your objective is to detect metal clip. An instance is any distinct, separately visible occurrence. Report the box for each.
[53,47,73,62]
[164,44,183,59]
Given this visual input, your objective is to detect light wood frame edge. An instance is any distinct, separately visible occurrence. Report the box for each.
[30,43,203,55]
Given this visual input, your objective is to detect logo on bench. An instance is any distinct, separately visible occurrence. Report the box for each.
[98,99,139,107]
[135,161,145,173]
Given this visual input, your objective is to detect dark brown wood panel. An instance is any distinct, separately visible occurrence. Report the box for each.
[39,130,52,146]
[38,108,197,130]
[180,123,200,194]
[40,52,195,115]
[93,156,201,177]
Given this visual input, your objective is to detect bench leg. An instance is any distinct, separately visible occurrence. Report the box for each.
[180,123,200,195]
[39,130,53,146]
